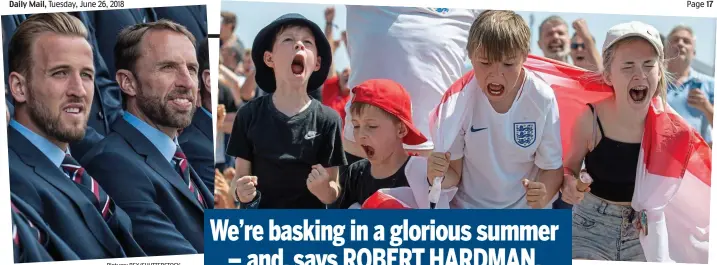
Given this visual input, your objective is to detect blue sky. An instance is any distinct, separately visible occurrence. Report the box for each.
[222,1,716,73]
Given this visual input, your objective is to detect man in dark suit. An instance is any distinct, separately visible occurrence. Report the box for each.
[81,19,212,255]
[153,5,207,41]
[12,193,80,263]
[3,12,124,160]
[6,13,145,260]
[179,37,214,193]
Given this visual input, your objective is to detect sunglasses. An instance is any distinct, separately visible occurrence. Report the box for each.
[571,43,585,49]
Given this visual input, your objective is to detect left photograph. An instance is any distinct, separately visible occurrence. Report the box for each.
[1,6,214,263]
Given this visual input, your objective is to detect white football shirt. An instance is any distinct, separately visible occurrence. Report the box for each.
[343,6,480,150]
[448,70,563,209]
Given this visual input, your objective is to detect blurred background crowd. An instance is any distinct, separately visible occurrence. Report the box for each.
[214,4,715,209]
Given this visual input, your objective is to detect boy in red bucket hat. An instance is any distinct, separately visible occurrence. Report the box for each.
[330,79,440,208]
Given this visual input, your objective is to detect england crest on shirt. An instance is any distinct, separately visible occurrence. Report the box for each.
[513,122,536,148]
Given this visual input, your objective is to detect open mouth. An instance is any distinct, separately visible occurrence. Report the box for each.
[575,56,585,61]
[291,54,305,76]
[63,103,84,116]
[487,82,505,97]
[549,41,564,52]
[169,97,193,110]
[629,85,648,103]
[361,144,375,159]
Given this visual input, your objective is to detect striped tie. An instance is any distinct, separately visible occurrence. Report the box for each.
[173,148,207,208]
[11,203,44,246]
[61,154,115,221]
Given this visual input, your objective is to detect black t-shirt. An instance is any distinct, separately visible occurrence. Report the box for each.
[226,95,347,209]
[331,157,412,209]
[218,83,238,113]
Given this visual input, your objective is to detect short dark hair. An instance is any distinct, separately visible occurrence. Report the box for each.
[221,11,237,31]
[114,19,196,109]
[197,37,210,97]
[269,23,314,52]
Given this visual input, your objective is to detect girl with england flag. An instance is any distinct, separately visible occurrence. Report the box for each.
[557,21,711,263]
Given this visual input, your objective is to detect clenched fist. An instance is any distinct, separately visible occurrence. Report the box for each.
[427,152,451,185]
[307,164,330,196]
[234,175,258,203]
[523,179,547,209]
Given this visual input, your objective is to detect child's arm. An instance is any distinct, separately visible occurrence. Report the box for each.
[428,121,468,189]
[310,110,349,204]
[307,164,340,204]
[427,152,463,188]
[532,96,565,208]
[328,168,358,209]
[226,104,260,208]
[444,159,464,188]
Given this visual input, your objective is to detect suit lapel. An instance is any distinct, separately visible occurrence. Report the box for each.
[8,127,122,257]
[112,119,205,211]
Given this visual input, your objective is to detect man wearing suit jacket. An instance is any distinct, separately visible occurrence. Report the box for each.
[179,37,214,193]
[81,19,212,255]
[12,193,80,263]
[3,12,124,160]
[6,13,145,260]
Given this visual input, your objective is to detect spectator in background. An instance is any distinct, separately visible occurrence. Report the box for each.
[538,15,571,63]
[220,11,245,70]
[220,49,258,104]
[321,7,351,125]
[342,6,479,164]
[665,25,714,145]
[216,55,239,172]
[179,37,215,193]
[569,19,602,72]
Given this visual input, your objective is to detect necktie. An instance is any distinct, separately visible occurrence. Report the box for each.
[173,148,207,208]
[11,203,44,246]
[61,154,115,221]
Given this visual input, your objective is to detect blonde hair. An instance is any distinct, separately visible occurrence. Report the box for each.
[467,10,530,62]
[8,13,88,78]
[601,36,670,104]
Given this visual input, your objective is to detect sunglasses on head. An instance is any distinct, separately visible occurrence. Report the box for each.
[571,43,585,49]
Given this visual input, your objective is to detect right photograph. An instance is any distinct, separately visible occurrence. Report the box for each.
[215,2,713,264]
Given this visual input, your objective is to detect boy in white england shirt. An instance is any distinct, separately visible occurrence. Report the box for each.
[428,10,563,209]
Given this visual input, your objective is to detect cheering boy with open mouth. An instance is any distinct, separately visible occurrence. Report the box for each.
[227,14,347,209]
[331,79,429,208]
[429,10,564,209]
